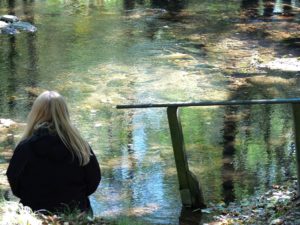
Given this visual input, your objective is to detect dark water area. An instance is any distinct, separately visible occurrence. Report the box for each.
[0,0,300,224]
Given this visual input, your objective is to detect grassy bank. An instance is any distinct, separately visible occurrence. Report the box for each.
[1,179,299,225]
[203,179,300,225]
[0,200,151,225]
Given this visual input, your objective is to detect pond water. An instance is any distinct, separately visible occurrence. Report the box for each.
[0,0,300,224]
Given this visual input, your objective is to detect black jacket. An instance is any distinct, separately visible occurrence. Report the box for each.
[6,128,101,213]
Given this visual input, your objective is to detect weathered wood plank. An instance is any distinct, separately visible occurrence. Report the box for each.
[292,103,300,195]
[167,106,205,208]
[116,98,300,109]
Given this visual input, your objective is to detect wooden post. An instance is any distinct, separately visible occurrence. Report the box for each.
[167,106,206,209]
[292,103,300,195]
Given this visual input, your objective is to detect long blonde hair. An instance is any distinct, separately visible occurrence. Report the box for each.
[21,91,91,166]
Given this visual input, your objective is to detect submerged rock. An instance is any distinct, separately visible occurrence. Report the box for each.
[0,21,18,35]
[0,15,37,34]
[0,119,16,128]
[260,58,300,72]
[270,218,284,225]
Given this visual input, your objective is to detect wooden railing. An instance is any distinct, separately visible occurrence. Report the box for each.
[117,98,300,209]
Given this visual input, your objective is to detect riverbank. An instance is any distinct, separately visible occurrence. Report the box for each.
[0,200,149,225]
[0,119,23,196]
[0,179,299,224]
[203,179,300,225]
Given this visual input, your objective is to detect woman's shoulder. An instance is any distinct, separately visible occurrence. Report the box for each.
[16,133,43,147]
[15,137,34,149]
[15,134,71,163]
[14,132,54,152]
[12,137,36,158]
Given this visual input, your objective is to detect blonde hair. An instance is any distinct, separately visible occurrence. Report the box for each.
[21,91,91,166]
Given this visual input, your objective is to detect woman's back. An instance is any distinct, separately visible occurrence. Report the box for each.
[20,126,87,211]
[6,91,101,214]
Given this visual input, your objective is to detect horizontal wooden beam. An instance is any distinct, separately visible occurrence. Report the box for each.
[116,98,300,109]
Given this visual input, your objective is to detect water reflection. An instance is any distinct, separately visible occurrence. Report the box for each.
[241,0,297,17]
[179,208,202,225]
[91,109,182,224]
[7,0,17,114]
[7,35,17,113]
[241,0,260,18]
[124,0,135,10]
[263,0,276,17]
[237,104,293,195]
[151,0,187,13]
[282,0,293,15]
[122,0,188,12]
[23,0,39,100]
[7,0,15,15]
[221,105,238,204]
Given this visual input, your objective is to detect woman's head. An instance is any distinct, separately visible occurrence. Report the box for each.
[28,91,70,128]
[22,90,91,165]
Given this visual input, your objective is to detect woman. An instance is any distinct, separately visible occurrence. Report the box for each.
[6,91,101,214]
